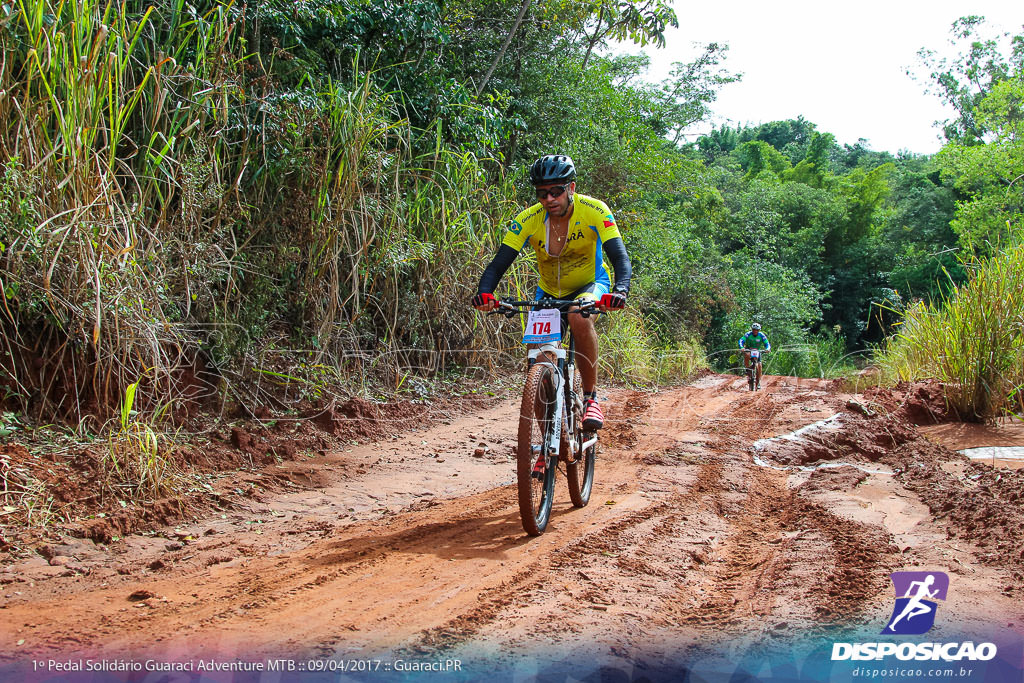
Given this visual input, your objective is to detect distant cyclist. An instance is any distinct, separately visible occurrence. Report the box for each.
[739,323,771,389]
[471,154,632,430]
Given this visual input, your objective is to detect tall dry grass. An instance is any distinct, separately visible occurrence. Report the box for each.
[0,0,243,425]
[0,0,522,430]
[598,309,707,386]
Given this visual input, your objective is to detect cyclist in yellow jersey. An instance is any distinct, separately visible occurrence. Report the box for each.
[472,155,632,430]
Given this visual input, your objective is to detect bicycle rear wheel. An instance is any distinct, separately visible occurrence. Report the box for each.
[567,437,596,507]
[517,362,557,536]
[566,371,594,507]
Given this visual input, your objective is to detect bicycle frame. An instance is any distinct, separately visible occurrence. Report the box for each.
[744,348,765,390]
[487,295,602,535]
[495,297,598,460]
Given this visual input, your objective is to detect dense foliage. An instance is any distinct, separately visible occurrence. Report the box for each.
[876,233,1024,421]
[877,19,1024,419]
[0,1,1017,427]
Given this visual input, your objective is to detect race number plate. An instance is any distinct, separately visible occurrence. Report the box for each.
[523,308,561,344]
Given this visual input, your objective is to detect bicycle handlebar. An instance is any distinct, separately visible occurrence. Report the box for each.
[487,297,599,319]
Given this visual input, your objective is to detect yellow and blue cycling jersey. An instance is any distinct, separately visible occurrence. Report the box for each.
[501,195,622,298]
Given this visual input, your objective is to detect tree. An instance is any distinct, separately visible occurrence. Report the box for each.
[877,157,960,301]
[475,0,534,95]
[579,0,678,70]
[938,75,1024,249]
[737,141,791,182]
[656,43,741,145]
[785,132,836,189]
[914,16,1024,144]
[738,117,818,161]
[696,125,740,161]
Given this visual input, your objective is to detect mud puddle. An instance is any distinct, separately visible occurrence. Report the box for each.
[921,419,1024,469]
[960,447,1024,469]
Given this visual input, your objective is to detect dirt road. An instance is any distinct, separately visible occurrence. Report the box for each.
[2,374,1023,680]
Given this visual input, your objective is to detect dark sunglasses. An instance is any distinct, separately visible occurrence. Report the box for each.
[535,184,569,200]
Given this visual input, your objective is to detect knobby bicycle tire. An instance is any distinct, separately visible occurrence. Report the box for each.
[566,370,594,507]
[567,439,596,507]
[517,362,557,536]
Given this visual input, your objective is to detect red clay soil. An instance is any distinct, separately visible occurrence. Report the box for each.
[752,395,1024,577]
[861,380,954,425]
[0,395,494,550]
[0,374,1022,674]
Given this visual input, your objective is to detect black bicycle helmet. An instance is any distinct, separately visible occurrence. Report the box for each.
[529,155,576,186]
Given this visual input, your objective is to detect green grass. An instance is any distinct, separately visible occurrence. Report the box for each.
[765,333,861,380]
[104,382,181,500]
[599,309,707,386]
[875,229,1024,420]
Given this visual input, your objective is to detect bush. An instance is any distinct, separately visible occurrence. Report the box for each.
[598,309,707,386]
[767,332,860,379]
[876,229,1024,420]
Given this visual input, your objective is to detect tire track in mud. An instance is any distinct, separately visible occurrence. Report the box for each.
[193,488,530,637]
[414,494,711,649]
[663,392,798,629]
[408,393,677,652]
[667,385,794,626]
[411,454,736,653]
[672,382,895,631]
[6,373,1000,665]
[3,485,531,657]
[679,466,790,627]
[372,379,884,651]
[401,375,901,651]
[404,389,713,651]
[678,466,894,630]
[781,497,895,624]
[402,499,677,653]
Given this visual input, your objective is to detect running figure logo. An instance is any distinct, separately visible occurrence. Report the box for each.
[883,572,949,635]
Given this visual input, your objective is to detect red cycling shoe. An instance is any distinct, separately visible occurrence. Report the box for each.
[582,398,604,431]
[531,450,546,480]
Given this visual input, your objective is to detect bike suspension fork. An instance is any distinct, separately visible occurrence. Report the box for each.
[529,344,568,454]
[547,361,565,454]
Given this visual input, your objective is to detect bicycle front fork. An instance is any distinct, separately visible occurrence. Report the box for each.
[528,345,567,456]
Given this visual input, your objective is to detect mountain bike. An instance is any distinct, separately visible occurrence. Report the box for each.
[490,297,599,536]
[745,349,765,391]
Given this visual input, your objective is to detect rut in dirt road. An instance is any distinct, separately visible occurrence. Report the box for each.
[1,374,1022,667]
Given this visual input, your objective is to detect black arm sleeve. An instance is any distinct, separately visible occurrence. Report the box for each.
[476,244,520,294]
[603,237,632,294]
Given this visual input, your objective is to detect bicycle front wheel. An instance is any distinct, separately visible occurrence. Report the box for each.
[517,362,557,536]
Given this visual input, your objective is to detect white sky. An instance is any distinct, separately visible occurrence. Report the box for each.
[625,1,1023,155]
